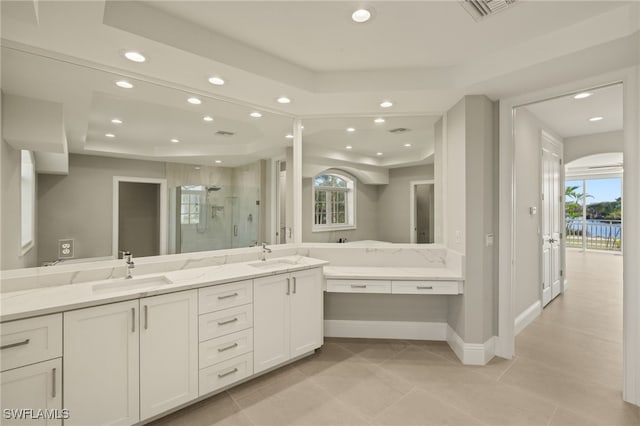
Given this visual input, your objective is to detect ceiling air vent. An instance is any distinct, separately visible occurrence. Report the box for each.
[215,130,235,137]
[461,0,518,22]
[389,127,411,134]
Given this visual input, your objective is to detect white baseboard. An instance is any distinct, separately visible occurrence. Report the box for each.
[564,279,569,291]
[324,320,447,340]
[514,300,542,336]
[446,325,496,365]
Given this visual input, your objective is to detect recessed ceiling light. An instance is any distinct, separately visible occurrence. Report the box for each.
[250,112,262,118]
[346,127,356,132]
[187,97,202,105]
[351,8,372,23]
[111,118,123,124]
[170,138,180,143]
[374,118,385,124]
[215,160,222,164]
[194,166,201,170]
[380,100,393,108]
[203,116,214,122]
[589,116,604,122]
[376,152,383,156]
[285,134,294,139]
[574,92,592,100]
[277,96,291,104]
[124,51,146,63]
[404,143,412,147]
[208,76,225,86]
[345,145,353,150]
[115,80,133,89]
[105,133,116,138]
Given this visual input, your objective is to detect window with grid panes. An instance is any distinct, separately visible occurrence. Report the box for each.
[180,190,201,225]
[312,172,355,231]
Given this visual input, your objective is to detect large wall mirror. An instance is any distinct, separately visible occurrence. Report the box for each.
[1,47,294,268]
[301,115,441,244]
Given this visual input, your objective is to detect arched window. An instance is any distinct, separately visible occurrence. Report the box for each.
[312,172,356,231]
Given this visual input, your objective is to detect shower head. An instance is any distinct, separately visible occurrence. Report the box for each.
[207,186,222,192]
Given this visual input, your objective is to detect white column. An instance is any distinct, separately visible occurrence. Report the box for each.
[292,119,303,244]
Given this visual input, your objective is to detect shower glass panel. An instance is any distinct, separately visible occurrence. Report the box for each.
[170,184,260,253]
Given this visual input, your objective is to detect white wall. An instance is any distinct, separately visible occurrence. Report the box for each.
[513,108,564,317]
[445,98,466,254]
[564,130,623,163]
[434,118,444,244]
[37,154,166,265]
[378,164,434,243]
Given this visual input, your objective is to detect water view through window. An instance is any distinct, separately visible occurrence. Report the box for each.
[566,178,622,251]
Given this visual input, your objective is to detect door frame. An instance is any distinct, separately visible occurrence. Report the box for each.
[409,180,434,243]
[539,130,565,307]
[112,176,167,258]
[497,68,639,406]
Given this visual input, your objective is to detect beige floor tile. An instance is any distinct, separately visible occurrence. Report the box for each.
[329,337,412,364]
[499,357,639,425]
[235,378,370,425]
[425,382,556,425]
[308,357,414,419]
[148,392,253,426]
[293,341,359,377]
[372,388,484,426]
[548,406,603,426]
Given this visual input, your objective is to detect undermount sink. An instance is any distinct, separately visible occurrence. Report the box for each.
[92,275,173,293]
[248,258,298,269]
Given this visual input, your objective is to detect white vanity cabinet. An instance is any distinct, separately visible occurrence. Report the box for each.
[0,314,63,425]
[253,268,323,374]
[63,290,198,426]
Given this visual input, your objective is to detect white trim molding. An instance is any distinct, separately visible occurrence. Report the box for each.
[324,320,447,341]
[514,300,542,336]
[446,325,496,366]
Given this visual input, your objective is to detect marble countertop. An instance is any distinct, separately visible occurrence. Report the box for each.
[323,266,463,281]
[0,256,328,322]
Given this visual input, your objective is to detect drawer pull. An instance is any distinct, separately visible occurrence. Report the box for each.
[218,293,239,300]
[417,286,434,290]
[286,278,291,295]
[144,305,149,330]
[293,277,297,294]
[52,368,56,398]
[218,342,239,352]
[0,339,30,350]
[350,284,367,289]
[131,308,135,333]
[217,367,238,378]
[218,318,239,326]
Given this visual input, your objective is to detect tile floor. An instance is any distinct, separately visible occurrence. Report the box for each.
[150,250,639,425]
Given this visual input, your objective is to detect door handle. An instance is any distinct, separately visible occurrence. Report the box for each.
[144,305,148,330]
[293,277,297,294]
[286,278,291,295]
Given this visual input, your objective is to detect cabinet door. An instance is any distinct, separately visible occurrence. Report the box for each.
[64,300,139,426]
[290,268,323,358]
[253,274,290,374]
[140,290,198,420]
[1,358,62,425]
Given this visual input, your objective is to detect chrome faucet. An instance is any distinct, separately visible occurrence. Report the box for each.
[261,242,272,261]
[120,251,135,279]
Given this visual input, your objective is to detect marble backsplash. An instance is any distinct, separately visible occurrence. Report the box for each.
[1,243,462,293]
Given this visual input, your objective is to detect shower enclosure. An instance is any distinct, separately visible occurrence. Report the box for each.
[169,184,260,253]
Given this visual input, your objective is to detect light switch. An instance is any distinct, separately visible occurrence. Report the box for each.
[486,234,494,247]
[58,239,74,259]
[530,206,537,215]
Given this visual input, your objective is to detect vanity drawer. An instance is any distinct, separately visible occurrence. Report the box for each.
[326,279,391,294]
[199,304,253,342]
[199,329,253,369]
[199,352,253,396]
[391,280,462,295]
[0,314,62,371]
[199,280,253,314]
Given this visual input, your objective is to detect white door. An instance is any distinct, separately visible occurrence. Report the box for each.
[64,300,140,426]
[253,274,290,373]
[541,133,563,307]
[290,268,323,357]
[140,290,198,420]
[1,358,62,426]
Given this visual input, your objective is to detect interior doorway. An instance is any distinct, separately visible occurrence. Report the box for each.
[409,180,434,243]
[113,176,167,258]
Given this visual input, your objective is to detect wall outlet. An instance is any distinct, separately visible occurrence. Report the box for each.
[58,239,74,259]
[455,230,462,244]
[486,233,494,247]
